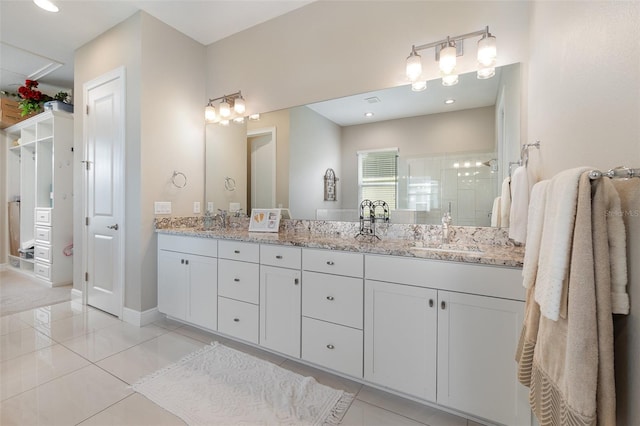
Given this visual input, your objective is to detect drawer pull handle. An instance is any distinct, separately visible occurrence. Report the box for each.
[326,344,335,350]
[234,250,240,254]
[181,259,185,264]
[234,278,240,282]
[326,296,335,301]
[233,318,240,322]
[441,301,446,310]
[276,255,283,259]
[429,299,434,308]
[326,261,334,266]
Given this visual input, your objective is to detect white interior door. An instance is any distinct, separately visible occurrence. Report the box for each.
[83,68,125,317]
[249,127,276,209]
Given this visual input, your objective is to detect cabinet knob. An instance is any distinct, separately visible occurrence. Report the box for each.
[181,259,184,264]
[326,344,335,350]
[326,261,335,266]
[185,260,189,265]
[294,278,299,285]
[276,255,283,259]
[441,301,446,310]
[233,318,240,322]
[234,278,240,282]
[429,299,434,308]
[326,296,335,301]
[234,250,240,254]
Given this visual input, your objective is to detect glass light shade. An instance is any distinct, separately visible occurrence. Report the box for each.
[406,51,422,82]
[249,113,260,121]
[205,105,216,121]
[34,0,59,12]
[477,66,495,79]
[234,97,246,114]
[233,116,245,123]
[220,119,230,126]
[411,81,427,92]
[219,100,231,118]
[439,44,457,74]
[441,73,459,86]
[477,34,497,67]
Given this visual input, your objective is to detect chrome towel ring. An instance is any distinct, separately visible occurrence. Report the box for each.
[224,176,236,191]
[172,171,187,188]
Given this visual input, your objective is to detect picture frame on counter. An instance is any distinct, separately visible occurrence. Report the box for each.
[249,208,281,232]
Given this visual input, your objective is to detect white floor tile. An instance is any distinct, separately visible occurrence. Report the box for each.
[0,327,53,362]
[0,344,91,401]
[0,313,31,336]
[223,338,288,366]
[18,301,88,326]
[34,309,121,342]
[341,399,427,426]
[153,317,183,331]
[96,332,205,384]
[78,392,186,425]
[0,364,132,426]
[172,324,219,344]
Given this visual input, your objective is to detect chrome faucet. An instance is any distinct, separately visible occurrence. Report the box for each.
[214,209,228,228]
[441,202,453,244]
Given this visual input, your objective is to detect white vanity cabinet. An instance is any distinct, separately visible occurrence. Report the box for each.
[157,234,218,330]
[259,245,302,357]
[301,249,364,378]
[364,254,530,426]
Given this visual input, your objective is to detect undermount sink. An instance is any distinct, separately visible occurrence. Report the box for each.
[410,243,483,255]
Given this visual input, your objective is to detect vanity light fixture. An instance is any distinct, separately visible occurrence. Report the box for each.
[205,91,248,124]
[249,113,261,121]
[405,26,497,88]
[444,98,455,104]
[34,0,59,12]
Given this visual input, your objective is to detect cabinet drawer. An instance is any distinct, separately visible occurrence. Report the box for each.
[260,244,301,269]
[218,240,259,263]
[34,245,52,263]
[218,259,260,304]
[303,249,363,278]
[218,297,259,344]
[35,227,51,243]
[157,234,217,258]
[34,262,51,280]
[302,271,363,329]
[302,317,363,378]
[35,208,52,225]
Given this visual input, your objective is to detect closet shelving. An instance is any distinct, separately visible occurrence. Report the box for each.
[5,110,73,286]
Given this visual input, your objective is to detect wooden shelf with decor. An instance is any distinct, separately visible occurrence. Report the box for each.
[0,97,29,129]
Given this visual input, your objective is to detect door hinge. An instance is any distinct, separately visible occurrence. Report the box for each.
[86,217,89,226]
[86,105,89,115]
[81,160,90,170]
[85,272,89,282]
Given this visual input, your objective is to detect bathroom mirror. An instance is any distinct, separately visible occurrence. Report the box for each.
[205,63,521,226]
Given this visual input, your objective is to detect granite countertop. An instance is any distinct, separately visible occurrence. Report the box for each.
[156,227,525,268]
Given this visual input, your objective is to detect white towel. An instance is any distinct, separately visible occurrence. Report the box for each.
[508,166,531,243]
[534,167,593,321]
[605,179,629,314]
[522,180,549,289]
[491,196,501,227]
[500,177,511,227]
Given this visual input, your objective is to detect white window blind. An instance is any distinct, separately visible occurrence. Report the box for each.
[358,149,398,209]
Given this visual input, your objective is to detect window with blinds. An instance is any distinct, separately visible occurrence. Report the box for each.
[357,149,398,209]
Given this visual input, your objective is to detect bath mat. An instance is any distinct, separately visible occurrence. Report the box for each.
[132,341,353,425]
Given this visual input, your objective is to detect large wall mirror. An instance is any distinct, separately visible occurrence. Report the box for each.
[206,63,521,226]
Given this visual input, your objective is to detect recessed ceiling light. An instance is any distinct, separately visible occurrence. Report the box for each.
[444,99,455,105]
[364,112,374,118]
[34,0,59,12]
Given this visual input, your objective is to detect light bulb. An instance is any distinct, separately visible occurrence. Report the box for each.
[441,73,459,86]
[439,43,457,74]
[234,97,246,114]
[411,81,427,92]
[205,104,216,122]
[219,100,231,118]
[405,49,422,82]
[477,33,497,67]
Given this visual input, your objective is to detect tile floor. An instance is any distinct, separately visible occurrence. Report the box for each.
[1,300,485,425]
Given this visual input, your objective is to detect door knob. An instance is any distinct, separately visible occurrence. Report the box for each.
[107,224,119,230]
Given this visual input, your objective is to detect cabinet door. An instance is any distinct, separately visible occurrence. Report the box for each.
[259,265,301,358]
[437,291,530,426]
[187,254,218,331]
[157,250,188,321]
[364,280,437,402]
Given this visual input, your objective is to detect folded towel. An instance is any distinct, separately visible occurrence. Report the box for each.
[509,166,532,243]
[610,178,637,314]
[500,177,511,227]
[534,167,592,321]
[522,180,549,289]
[491,196,501,227]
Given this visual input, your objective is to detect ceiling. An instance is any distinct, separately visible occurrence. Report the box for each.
[0,0,313,94]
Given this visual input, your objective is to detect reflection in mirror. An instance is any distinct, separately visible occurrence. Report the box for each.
[206,63,521,226]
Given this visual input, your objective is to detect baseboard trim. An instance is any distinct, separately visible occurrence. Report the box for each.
[122,307,161,326]
[71,289,83,302]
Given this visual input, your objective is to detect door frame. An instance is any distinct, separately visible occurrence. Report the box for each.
[81,66,126,318]
[248,127,277,209]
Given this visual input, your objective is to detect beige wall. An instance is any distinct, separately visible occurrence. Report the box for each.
[0,131,6,264]
[74,12,205,312]
[527,1,639,423]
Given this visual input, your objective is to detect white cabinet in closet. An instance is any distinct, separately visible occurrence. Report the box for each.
[301,248,364,378]
[157,234,218,330]
[217,240,260,343]
[364,254,530,426]
[5,111,73,285]
[259,245,302,358]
